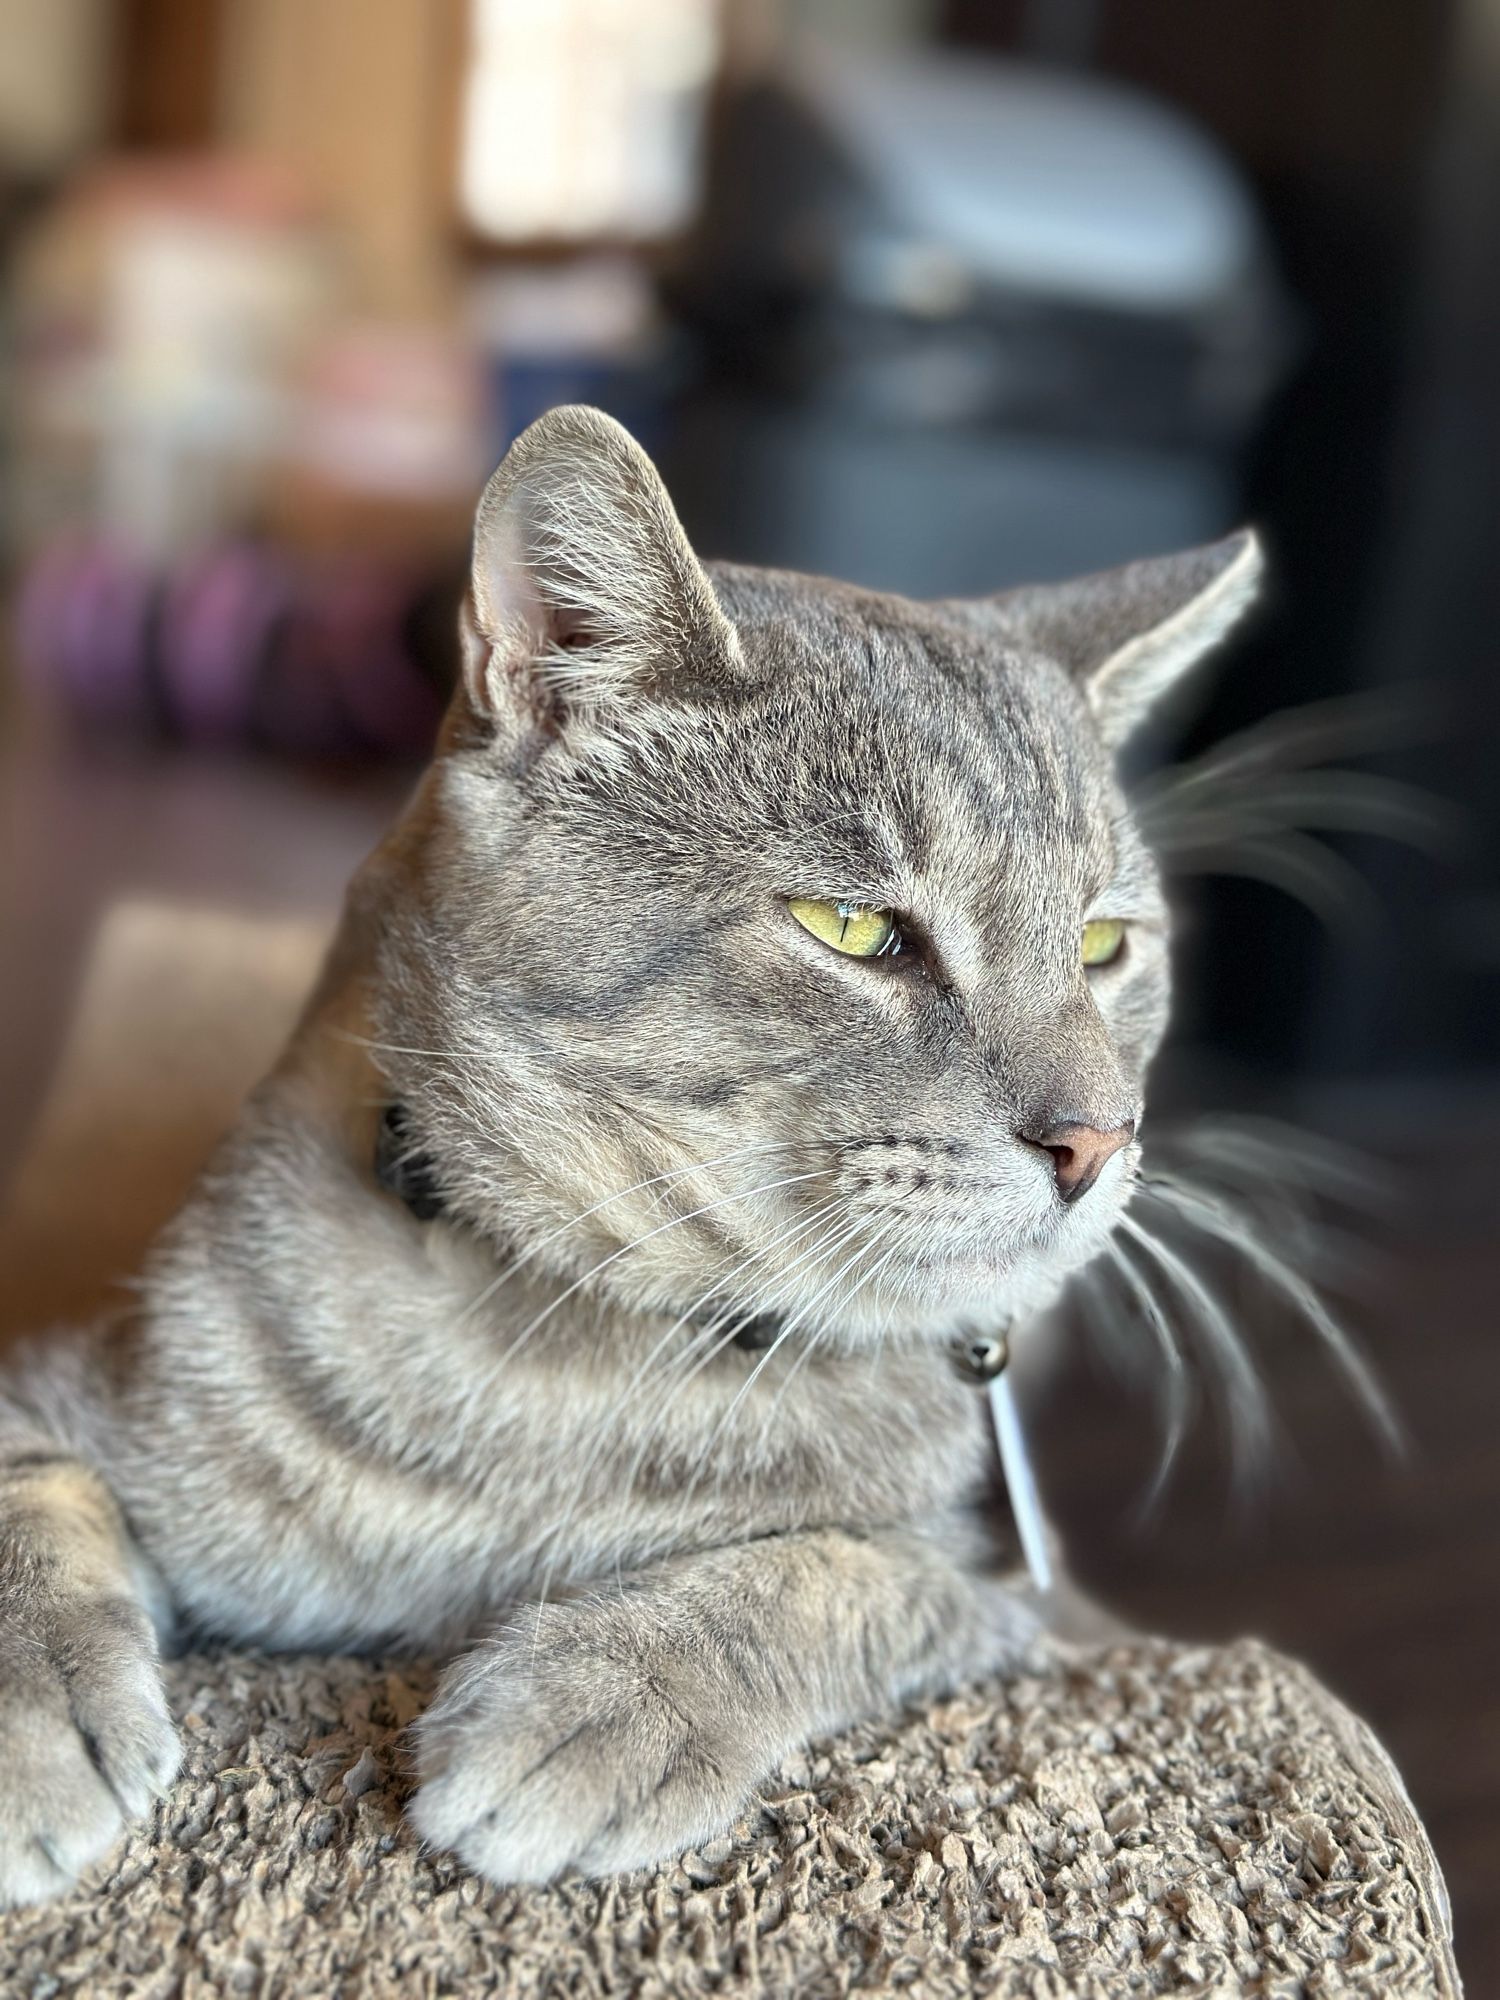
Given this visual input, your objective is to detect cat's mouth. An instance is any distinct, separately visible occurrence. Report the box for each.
[832,1139,1137,1253]
[903,1216,1111,1282]
[720,1197,1129,1355]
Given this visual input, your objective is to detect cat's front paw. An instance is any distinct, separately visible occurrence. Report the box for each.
[0,1596,180,1909]
[410,1617,758,1885]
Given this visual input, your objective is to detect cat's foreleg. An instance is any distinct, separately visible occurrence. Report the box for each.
[0,1401,180,1907]
[410,1523,1039,1885]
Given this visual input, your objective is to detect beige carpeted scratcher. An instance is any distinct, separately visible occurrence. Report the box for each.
[0,903,1463,1999]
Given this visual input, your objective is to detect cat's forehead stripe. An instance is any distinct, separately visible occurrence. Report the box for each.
[868,665,1118,903]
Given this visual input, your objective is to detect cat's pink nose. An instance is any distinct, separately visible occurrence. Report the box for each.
[1023,1119,1135,1203]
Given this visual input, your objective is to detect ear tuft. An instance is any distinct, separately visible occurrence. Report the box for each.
[464,405,739,728]
[965,531,1264,747]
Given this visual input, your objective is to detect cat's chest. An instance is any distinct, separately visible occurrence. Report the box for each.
[145,1304,994,1651]
[399,1359,988,1647]
[361,1330,993,1578]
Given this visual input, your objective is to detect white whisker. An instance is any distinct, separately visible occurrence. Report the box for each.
[1140,1179,1405,1458]
[454,1140,812,1324]
[754,1234,906,1453]
[1158,1116,1392,1210]
[1143,770,1454,858]
[463,1165,834,1344]
[607,1195,848,1424]
[1101,1240,1192,1518]
[697,1219,882,1459]
[1133,689,1433,808]
[1117,1211,1276,1481]
[1174,832,1382,930]
[526,1195,856,1614]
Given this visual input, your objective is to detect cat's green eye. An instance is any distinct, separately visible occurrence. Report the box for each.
[1081,918,1126,967]
[788,897,899,959]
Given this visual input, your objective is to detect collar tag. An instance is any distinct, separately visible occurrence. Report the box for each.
[952,1325,1054,1596]
[987,1368,1055,1597]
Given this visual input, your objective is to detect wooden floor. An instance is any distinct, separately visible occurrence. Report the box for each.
[2,708,1494,1990]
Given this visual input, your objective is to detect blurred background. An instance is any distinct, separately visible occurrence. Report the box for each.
[0,0,1494,1981]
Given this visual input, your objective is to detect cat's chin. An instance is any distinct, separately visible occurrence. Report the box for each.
[825,1261,1062,1347]
[828,1208,1128,1343]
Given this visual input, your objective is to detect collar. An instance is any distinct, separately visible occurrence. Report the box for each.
[375,1104,780,1350]
[373,1105,1043,1585]
[374,1104,447,1221]
[375,1105,1007,1378]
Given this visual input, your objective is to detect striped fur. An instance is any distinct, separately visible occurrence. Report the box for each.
[0,409,1259,1900]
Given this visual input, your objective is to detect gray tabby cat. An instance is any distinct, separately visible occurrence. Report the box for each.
[0,407,1261,1905]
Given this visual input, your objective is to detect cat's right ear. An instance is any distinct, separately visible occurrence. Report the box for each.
[459,405,741,738]
[958,531,1264,748]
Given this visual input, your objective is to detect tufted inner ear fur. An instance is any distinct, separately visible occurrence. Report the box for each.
[462,405,741,731]
[952,532,1264,748]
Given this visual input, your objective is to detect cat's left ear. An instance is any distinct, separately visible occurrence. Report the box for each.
[967,531,1264,747]
[460,404,741,737]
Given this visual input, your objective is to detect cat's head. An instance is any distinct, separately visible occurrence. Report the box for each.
[378,407,1260,1345]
